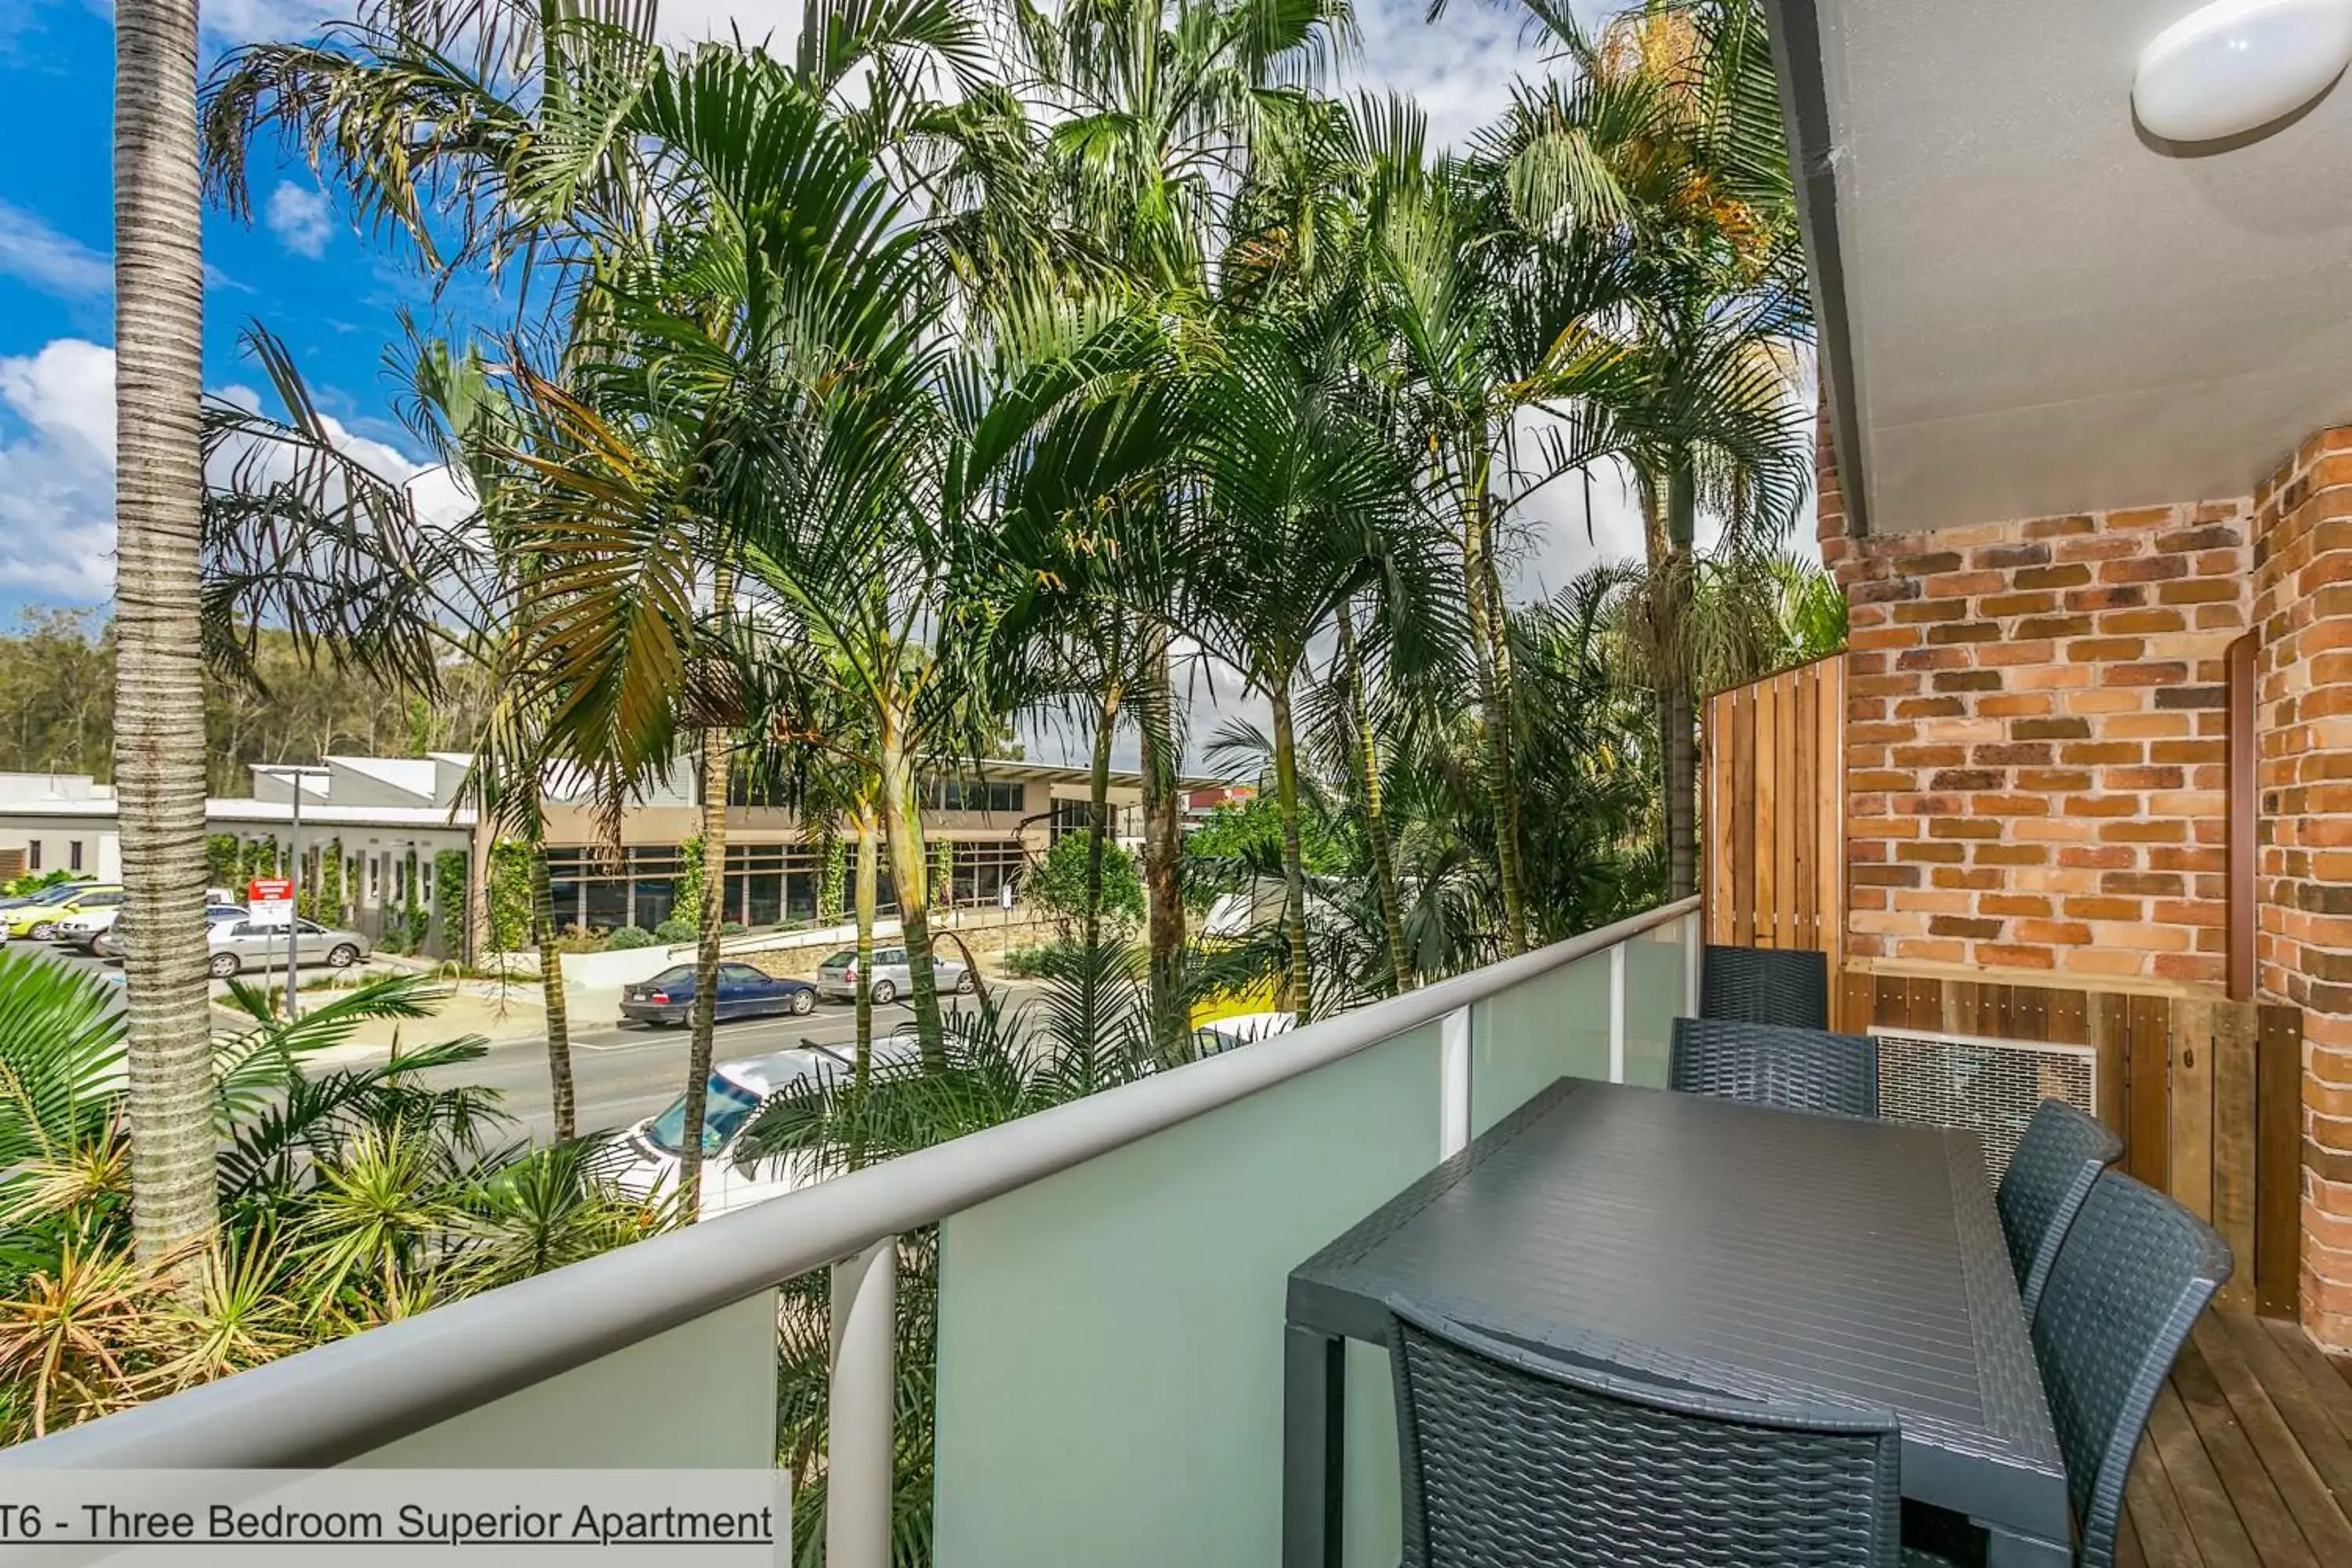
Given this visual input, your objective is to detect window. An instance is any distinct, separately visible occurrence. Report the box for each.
[68,840,82,871]
[922,777,1025,814]
[26,843,38,871]
[644,1073,764,1157]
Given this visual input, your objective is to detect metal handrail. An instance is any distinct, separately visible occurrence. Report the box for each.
[2,897,1700,1471]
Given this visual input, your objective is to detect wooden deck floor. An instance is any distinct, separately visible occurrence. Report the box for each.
[2117,1313,2352,1567]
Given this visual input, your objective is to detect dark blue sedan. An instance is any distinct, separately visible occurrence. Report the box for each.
[619,962,819,1026]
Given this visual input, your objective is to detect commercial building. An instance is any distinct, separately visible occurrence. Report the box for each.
[0,753,1163,955]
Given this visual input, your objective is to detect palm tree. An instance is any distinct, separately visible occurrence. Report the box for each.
[499,49,1116,1078]
[933,0,1360,1044]
[1475,0,1811,898]
[1181,298,1454,1022]
[201,331,588,1140]
[114,0,220,1281]
[1363,133,1637,955]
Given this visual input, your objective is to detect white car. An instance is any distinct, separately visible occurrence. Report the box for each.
[613,1036,924,1219]
[52,906,122,953]
[813,945,975,1004]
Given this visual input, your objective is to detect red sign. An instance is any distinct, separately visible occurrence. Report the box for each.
[247,878,296,925]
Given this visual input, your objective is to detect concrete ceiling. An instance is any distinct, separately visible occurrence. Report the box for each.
[1777,0,2352,535]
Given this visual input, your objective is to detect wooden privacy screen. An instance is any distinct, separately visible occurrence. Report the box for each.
[1702,655,1848,1002]
[1850,973,2303,1319]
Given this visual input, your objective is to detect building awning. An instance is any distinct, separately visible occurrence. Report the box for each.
[1769,0,2352,535]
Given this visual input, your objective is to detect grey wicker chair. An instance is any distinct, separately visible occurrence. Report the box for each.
[1997,1099,2124,1319]
[1701,943,1831,1029]
[1389,1298,1903,1566]
[1671,1016,1878,1116]
[2031,1172,2233,1568]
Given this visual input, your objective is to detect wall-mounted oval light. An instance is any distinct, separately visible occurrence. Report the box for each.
[2134,0,2352,143]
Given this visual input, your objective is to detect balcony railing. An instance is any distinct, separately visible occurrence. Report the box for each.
[0,896,1705,1567]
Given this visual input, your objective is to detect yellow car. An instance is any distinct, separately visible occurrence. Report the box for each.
[2,884,124,941]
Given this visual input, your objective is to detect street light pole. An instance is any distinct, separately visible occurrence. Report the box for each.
[255,764,328,1023]
[286,777,302,1022]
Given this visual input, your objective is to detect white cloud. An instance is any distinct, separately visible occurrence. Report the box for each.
[0,339,120,601]
[0,338,463,607]
[265,182,335,258]
[0,200,111,299]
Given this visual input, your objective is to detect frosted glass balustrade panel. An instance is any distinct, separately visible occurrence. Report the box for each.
[1468,946,1613,1134]
[932,1023,1445,1568]
[1621,917,1693,1088]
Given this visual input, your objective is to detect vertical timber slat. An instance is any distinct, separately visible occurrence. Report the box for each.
[2255,1004,2303,1319]
[2171,997,2216,1222]
[2212,1001,2259,1314]
[2128,995,2172,1195]
[1733,684,1758,948]
[1794,668,1815,953]
[1755,673,1779,947]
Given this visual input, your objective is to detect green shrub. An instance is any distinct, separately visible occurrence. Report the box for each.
[487,840,533,953]
[554,925,606,954]
[1002,940,1084,978]
[722,920,746,936]
[606,925,655,950]
[434,848,470,949]
[818,835,846,924]
[1025,832,1145,942]
[653,917,696,944]
[204,833,241,888]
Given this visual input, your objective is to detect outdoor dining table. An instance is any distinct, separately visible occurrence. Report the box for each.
[1283,1076,2073,1566]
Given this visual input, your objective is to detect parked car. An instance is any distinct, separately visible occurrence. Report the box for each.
[86,903,245,961]
[814,944,975,1004]
[614,1037,924,1218]
[2,884,122,942]
[52,905,121,953]
[0,879,93,914]
[619,962,819,1026]
[205,917,370,978]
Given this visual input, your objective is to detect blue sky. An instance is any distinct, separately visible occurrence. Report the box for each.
[0,0,1636,631]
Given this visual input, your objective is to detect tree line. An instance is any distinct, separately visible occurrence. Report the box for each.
[0,608,495,793]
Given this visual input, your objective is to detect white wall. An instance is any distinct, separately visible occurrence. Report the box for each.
[0,826,115,881]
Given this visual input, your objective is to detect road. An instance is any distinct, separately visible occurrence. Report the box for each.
[419,1000,947,1145]
[14,939,1025,1147]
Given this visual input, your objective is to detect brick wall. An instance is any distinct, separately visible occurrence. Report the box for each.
[2251,425,2352,1346]
[1824,483,2252,987]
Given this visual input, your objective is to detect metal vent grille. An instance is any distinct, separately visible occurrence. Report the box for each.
[1869,1029,2098,1178]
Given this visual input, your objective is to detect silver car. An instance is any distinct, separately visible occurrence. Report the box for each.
[206,916,372,978]
[814,944,974,1004]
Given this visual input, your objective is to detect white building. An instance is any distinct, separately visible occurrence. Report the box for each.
[1,752,1180,958]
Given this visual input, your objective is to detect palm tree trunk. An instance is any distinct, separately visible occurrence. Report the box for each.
[877,728,947,1068]
[678,575,735,1218]
[1268,675,1313,1026]
[1083,688,1119,952]
[1338,604,1411,991]
[675,721,730,1218]
[1666,456,1700,901]
[853,799,878,1087]
[527,837,575,1142]
[1137,635,1186,1054]
[1459,463,1528,956]
[114,0,217,1281]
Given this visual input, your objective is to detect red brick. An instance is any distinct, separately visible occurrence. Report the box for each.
[2158,579,2241,605]
[2104,661,2190,687]
[2100,554,2189,583]
[2020,516,2096,539]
